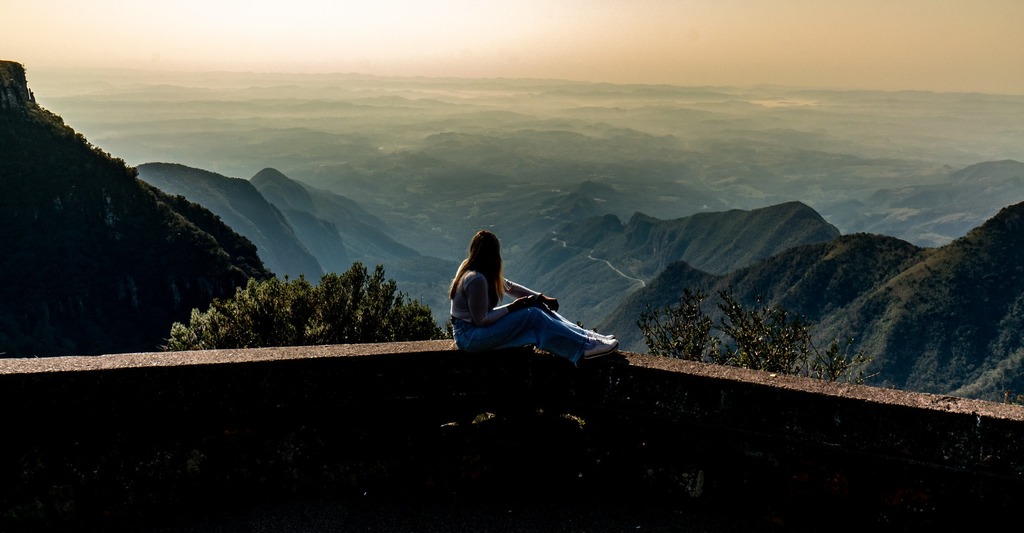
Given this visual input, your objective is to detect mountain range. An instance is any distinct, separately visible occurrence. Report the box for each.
[136,163,457,322]
[129,156,1024,401]
[506,201,840,327]
[132,161,842,329]
[598,200,1024,401]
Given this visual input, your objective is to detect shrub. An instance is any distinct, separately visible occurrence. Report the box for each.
[638,289,872,383]
[165,262,445,350]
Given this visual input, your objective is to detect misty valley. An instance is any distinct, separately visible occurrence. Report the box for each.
[35,69,1024,251]
[6,64,1024,401]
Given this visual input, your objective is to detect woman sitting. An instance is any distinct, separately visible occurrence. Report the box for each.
[449,230,619,365]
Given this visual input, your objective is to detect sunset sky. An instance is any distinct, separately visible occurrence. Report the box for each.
[3,0,1023,94]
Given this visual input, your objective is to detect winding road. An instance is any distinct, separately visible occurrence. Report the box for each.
[551,236,646,287]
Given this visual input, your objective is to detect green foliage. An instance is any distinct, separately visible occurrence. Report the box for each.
[165,262,445,350]
[638,289,872,383]
[808,337,874,383]
[717,291,814,374]
[1003,390,1024,406]
[636,288,719,362]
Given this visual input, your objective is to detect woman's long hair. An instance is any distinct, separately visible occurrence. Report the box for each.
[449,230,504,305]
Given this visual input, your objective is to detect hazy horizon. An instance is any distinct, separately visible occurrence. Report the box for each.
[4,0,1024,95]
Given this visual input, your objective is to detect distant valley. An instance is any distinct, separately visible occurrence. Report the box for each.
[30,68,1024,257]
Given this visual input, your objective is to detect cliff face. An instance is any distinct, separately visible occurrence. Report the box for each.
[0,61,270,356]
[0,61,36,112]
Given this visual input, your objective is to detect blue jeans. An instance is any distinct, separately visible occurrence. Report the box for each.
[452,307,590,365]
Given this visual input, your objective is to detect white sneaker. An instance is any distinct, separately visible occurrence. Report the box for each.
[583,337,619,359]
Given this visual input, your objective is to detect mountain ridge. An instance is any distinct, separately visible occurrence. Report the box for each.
[507,201,841,327]
[249,166,418,267]
[137,162,324,279]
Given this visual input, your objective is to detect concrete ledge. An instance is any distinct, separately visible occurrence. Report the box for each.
[2,341,1022,530]
[575,352,1024,526]
[603,352,1024,474]
[0,339,462,374]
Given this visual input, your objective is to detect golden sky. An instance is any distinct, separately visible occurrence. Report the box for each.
[3,0,1023,93]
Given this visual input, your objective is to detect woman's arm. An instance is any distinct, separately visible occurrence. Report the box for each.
[465,274,510,326]
[504,279,539,298]
[505,279,559,312]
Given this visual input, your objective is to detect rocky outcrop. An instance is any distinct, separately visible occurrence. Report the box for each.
[0,60,36,112]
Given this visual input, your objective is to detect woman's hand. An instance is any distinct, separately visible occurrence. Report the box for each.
[508,294,540,313]
[539,294,559,312]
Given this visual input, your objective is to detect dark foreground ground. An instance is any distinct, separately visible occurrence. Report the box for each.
[147,492,796,533]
